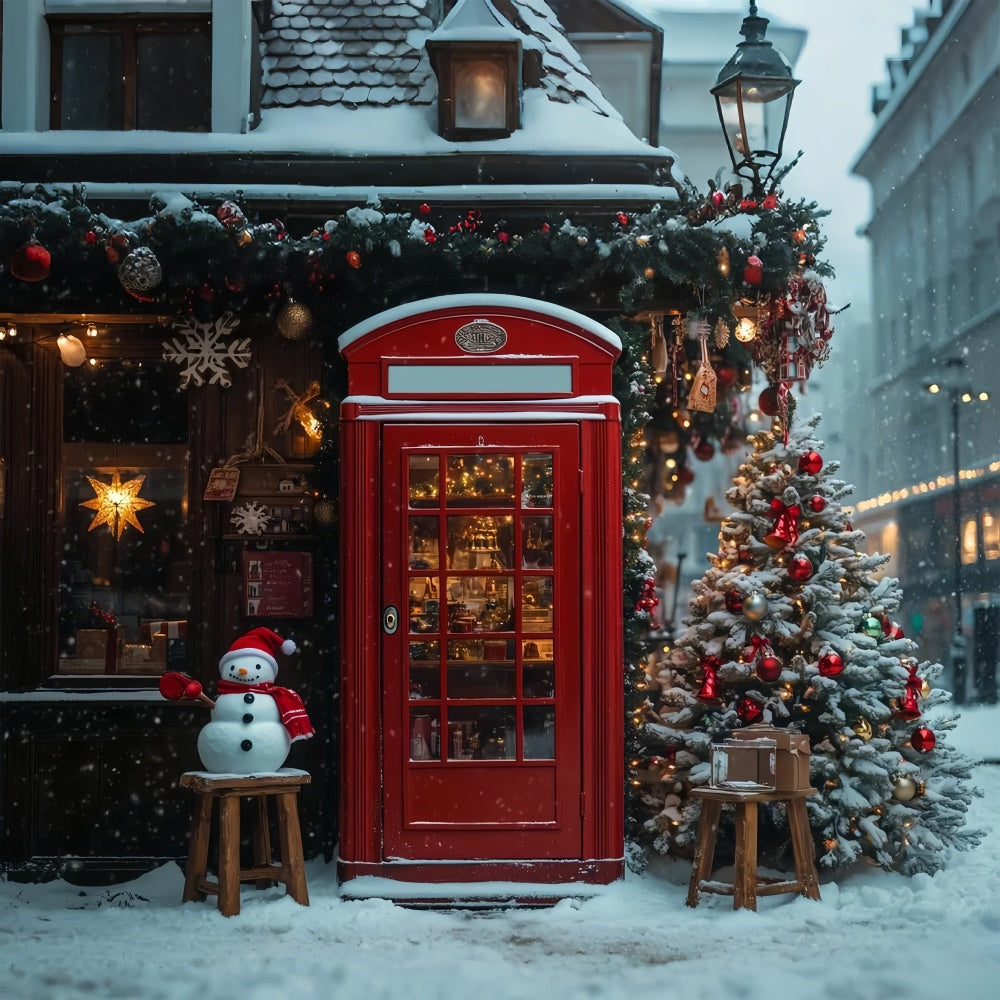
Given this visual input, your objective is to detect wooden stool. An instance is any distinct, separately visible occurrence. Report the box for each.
[179,769,311,917]
[686,786,820,912]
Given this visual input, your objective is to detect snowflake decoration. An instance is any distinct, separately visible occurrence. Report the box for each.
[161,313,251,388]
[230,501,270,536]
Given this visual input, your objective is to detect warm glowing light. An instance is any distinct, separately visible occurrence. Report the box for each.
[85,323,98,338]
[80,470,156,540]
[735,317,757,342]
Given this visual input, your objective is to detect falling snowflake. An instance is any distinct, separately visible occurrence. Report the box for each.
[230,501,271,536]
[161,313,251,388]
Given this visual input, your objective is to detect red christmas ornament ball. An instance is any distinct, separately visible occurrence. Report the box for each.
[678,466,695,485]
[346,250,362,268]
[10,240,52,282]
[737,697,764,724]
[716,362,739,389]
[758,385,781,416]
[743,255,763,285]
[911,727,936,753]
[818,652,844,677]
[798,450,823,476]
[724,589,744,614]
[788,553,815,582]
[756,655,782,682]
[694,440,715,462]
[808,494,827,513]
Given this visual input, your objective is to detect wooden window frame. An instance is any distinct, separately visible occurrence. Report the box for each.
[48,15,211,132]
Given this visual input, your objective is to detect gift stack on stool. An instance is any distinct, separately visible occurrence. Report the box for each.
[686,725,821,912]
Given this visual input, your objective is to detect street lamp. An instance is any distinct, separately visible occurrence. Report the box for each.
[711,1,799,198]
[925,357,991,704]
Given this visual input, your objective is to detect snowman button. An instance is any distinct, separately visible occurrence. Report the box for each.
[241,739,253,752]
[244,693,255,704]
[242,713,254,724]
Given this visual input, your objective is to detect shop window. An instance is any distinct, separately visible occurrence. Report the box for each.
[59,360,191,676]
[961,516,978,565]
[48,17,211,131]
[983,512,1000,561]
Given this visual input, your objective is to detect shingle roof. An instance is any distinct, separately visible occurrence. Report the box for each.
[261,0,617,118]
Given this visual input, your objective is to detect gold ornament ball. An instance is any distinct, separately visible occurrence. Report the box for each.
[313,499,336,527]
[891,775,918,802]
[742,591,768,621]
[277,301,314,340]
[852,717,873,741]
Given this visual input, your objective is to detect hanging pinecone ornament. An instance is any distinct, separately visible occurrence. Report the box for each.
[118,246,163,297]
[10,238,51,282]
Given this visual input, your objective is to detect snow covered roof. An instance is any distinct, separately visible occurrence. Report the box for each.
[261,0,620,119]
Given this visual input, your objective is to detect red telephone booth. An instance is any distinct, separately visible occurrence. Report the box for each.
[337,294,624,896]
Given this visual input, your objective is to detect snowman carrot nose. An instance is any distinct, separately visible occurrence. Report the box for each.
[238,667,248,676]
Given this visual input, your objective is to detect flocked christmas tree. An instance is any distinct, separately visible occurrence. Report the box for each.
[642,410,981,876]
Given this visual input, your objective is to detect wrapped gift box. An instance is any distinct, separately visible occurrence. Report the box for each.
[75,629,109,659]
[728,724,812,791]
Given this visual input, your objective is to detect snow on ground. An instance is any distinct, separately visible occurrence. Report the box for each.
[2,704,999,1000]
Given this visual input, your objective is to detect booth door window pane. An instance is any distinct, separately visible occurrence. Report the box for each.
[405,449,558,761]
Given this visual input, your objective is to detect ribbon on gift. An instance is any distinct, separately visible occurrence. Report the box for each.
[764,498,801,548]
[747,634,772,663]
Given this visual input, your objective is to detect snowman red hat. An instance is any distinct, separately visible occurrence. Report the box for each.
[220,627,296,674]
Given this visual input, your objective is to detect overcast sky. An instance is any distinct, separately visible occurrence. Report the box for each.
[629,0,920,312]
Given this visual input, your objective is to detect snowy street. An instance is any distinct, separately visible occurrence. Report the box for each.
[2,705,997,1000]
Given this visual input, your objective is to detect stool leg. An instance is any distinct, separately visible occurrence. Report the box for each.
[733,800,758,912]
[788,798,821,900]
[686,799,722,907]
[182,793,213,904]
[252,796,276,890]
[218,795,242,918]
[275,792,309,907]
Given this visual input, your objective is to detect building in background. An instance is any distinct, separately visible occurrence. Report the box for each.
[850,0,1000,701]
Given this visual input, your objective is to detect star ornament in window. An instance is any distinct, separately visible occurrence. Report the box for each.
[80,471,156,540]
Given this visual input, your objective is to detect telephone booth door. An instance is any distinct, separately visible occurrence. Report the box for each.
[383,424,581,861]
[338,294,624,893]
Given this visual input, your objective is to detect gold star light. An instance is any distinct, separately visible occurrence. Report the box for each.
[80,471,156,540]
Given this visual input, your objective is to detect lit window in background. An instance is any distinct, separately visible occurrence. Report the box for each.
[961,517,978,564]
[982,512,1000,560]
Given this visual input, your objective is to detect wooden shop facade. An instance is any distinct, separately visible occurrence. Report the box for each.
[0,0,674,888]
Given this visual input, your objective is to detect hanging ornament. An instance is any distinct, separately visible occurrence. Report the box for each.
[742,591,768,621]
[715,362,739,389]
[756,654,782,682]
[734,316,757,343]
[764,498,801,549]
[162,313,250,389]
[10,237,52,282]
[276,300,314,340]
[713,318,730,349]
[80,470,156,540]
[693,440,715,462]
[911,727,936,753]
[858,614,884,639]
[649,315,668,379]
[758,385,780,416]
[724,589,744,614]
[743,254,763,285]
[696,655,723,702]
[798,451,823,476]
[716,246,730,274]
[891,774,918,802]
[118,246,163,297]
[313,498,336,527]
[882,618,905,641]
[737,697,763,724]
[817,652,844,678]
[852,717,873,741]
[216,201,246,229]
[895,659,923,720]
[920,677,932,699]
[808,494,826,513]
[687,329,717,413]
[787,552,815,582]
[346,250,362,268]
[635,578,659,614]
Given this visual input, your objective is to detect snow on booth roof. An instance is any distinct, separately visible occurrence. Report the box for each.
[261,0,620,120]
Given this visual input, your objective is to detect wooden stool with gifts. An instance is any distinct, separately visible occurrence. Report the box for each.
[686,724,821,912]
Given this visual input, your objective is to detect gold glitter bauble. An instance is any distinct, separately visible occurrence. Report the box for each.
[852,717,873,741]
[277,300,313,340]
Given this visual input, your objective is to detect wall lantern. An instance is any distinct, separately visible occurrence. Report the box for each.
[711,1,799,197]
[425,0,523,141]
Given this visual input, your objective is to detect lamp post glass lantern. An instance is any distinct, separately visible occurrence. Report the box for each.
[925,358,991,704]
[711,1,799,197]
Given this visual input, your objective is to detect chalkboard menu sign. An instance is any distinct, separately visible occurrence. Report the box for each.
[242,551,314,618]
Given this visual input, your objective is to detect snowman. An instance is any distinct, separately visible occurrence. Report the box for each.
[160,627,314,774]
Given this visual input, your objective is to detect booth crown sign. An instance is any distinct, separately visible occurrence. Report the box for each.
[159,626,314,774]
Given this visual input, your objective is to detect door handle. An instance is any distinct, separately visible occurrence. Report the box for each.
[382,605,399,635]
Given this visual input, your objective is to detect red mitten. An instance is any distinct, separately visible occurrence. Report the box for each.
[159,671,202,701]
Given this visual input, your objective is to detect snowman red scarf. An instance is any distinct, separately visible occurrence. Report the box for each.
[216,680,315,741]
